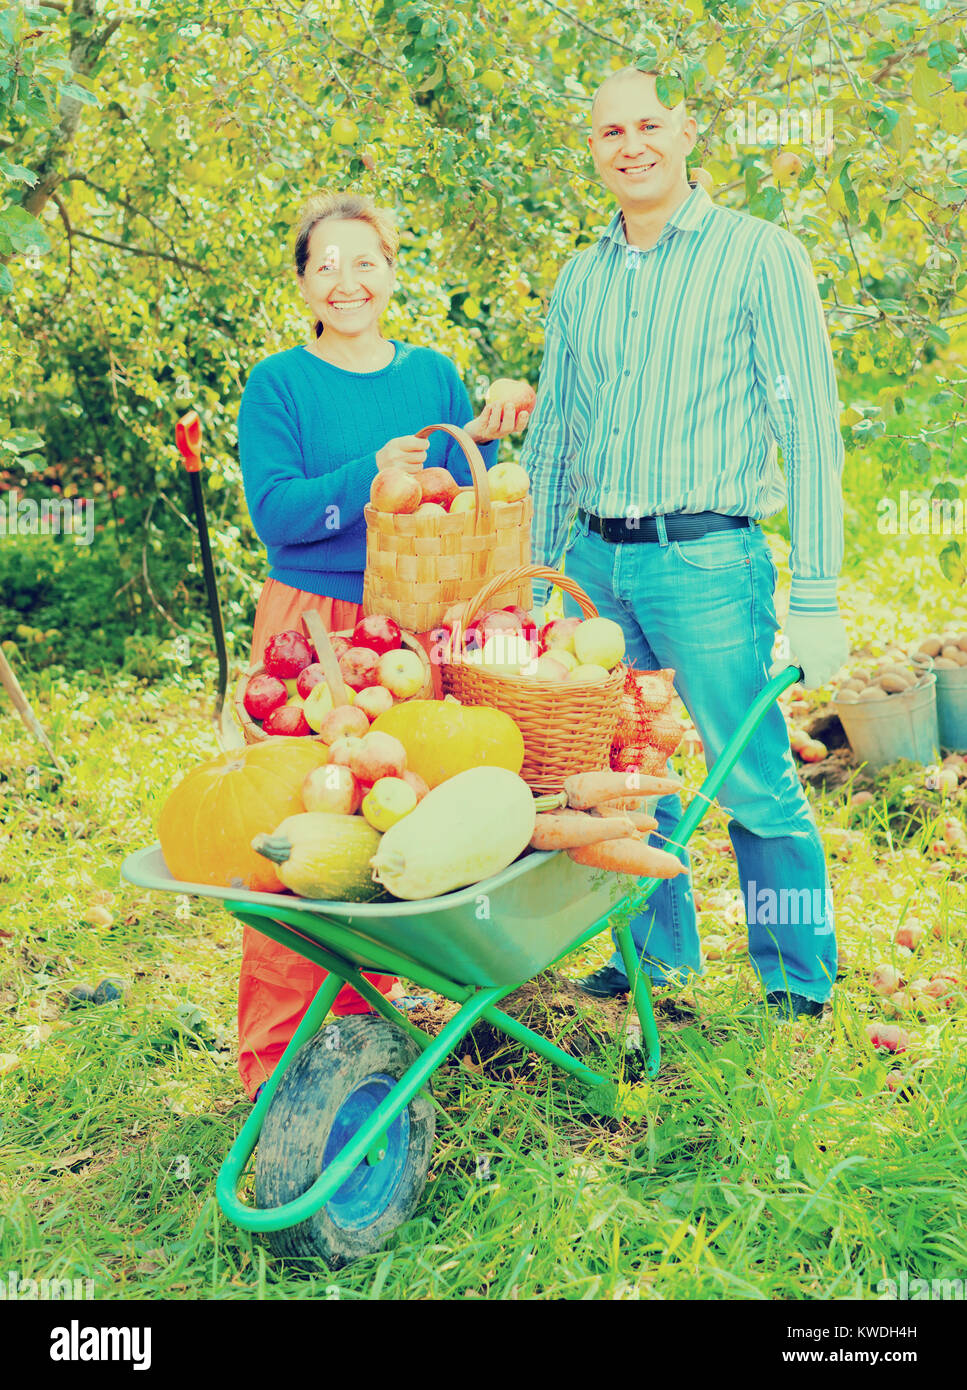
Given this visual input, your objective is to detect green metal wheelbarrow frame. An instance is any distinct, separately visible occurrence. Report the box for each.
[197,665,800,1236]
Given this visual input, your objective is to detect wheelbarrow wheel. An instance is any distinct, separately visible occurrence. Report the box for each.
[254,1014,435,1269]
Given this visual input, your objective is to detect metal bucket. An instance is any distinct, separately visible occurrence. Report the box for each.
[935,665,967,752]
[833,674,939,771]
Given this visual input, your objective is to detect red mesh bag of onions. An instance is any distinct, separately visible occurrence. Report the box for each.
[610,668,685,776]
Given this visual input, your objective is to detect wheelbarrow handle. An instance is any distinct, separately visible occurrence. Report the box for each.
[666,662,804,858]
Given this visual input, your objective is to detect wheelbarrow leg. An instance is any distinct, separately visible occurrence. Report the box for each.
[613,917,661,1078]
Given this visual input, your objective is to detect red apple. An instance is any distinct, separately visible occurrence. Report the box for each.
[370,468,422,514]
[401,769,430,803]
[485,378,537,417]
[330,635,351,660]
[328,735,366,769]
[262,703,313,737]
[798,739,828,763]
[243,673,288,721]
[351,614,402,657]
[539,617,582,656]
[354,685,395,721]
[317,704,370,745]
[871,964,902,996]
[414,502,448,516]
[302,764,363,816]
[864,1022,911,1053]
[894,923,924,950]
[296,663,328,699]
[419,467,459,509]
[348,731,407,786]
[263,630,314,679]
[339,646,382,691]
[479,609,525,637]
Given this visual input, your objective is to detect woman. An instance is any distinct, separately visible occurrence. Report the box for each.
[236,191,528,1100]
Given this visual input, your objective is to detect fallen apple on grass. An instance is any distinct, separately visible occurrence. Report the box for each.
[870,964,902,996]
[894,923,924,950]
[798,739,828,763]
[864,1022,911,1053]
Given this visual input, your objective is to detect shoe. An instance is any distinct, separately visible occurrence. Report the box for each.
[573,965,631,999]
[765,990,827,1021]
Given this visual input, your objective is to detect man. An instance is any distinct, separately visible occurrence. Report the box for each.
[519,67,849,1020]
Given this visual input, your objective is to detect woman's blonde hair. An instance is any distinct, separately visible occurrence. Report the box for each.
[294,192,399,338]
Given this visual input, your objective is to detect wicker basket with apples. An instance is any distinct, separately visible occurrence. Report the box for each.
[361,418,534,633]
[234,610,432,745]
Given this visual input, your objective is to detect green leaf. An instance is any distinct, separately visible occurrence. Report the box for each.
[952,68,967,93]
[749,186,783,222]
[0,159,37,186]
[927,40,959,72]
[58,80,99,107]
[0,203,51,252]
[931,482,959,503]
[939,541,967,586]
[0,265,11,294]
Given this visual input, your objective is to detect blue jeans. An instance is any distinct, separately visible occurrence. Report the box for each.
[562,516,836,1004]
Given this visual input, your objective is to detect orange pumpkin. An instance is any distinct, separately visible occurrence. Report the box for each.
[158,737,330,893]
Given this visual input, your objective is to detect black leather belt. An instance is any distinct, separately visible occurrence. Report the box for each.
[579,508,754,544]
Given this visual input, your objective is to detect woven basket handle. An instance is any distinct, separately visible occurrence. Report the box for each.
[463,564,600,625]
[415,423,492,529]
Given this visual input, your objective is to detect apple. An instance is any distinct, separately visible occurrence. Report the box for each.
[486,461,530,503]
[328,735,366,769]
[283,678,300,697]
[418,468,459,509]
[351,614,402,657]
[401,769,429,803]
[349,731,407,786]
[551,648,579,673]
[243,673,288,722]
[799,739,828,763]
[303,681,336,733]
[925,976,957,1007]
[864,1022,911,1053]
[870,963,902,996]
[339,646,382,691]
[370,468,422,514]
[772,151,804,184]
[377,647,425,698]
[264,630,314,679]
[262,703,313,737]
[894,923,924,950]
[317,704,370,745]
[477,633,538,677]
[361,776,418,832]
[485,377,537,416]
[533,653,570,682]
[567,663,611,684]
[449,491,476,514]
[354,685,395,721]
[573,616,625,671]
[296,663,328,699]
[414,502,448,517]
[330,635,351,660]
[788,728,810,752]
[302,764,362,816]
[539,617,582,655]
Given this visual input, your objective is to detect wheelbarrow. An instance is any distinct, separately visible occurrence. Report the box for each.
[120,665,801,1267]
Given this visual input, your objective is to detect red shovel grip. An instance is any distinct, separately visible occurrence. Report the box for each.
[176,410,202,472]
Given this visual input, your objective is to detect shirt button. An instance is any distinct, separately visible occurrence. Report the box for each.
[624,370,630,377]
[631,310,639,318]
[613,428,619,435]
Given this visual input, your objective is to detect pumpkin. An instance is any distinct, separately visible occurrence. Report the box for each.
[158,737,330,892]
[370,698,524,788]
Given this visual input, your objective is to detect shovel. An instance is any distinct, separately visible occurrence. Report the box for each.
[176,410,240,748]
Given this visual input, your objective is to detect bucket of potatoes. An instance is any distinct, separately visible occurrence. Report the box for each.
[831,641,942,770]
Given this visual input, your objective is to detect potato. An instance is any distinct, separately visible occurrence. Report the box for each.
[850,669,870,685]
[941,645,967,666]
[840,678,866,694]
[932,657,959,670]
[957,634,967,653]
[885,649,909,663]
[858,686,888,701]
[834,688,859,703]
[879,673,912,693]
[917,635,943,657]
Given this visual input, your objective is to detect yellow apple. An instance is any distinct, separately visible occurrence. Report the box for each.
[486,462,530,503]
[362,776,418,832]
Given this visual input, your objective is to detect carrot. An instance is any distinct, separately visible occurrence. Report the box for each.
[567,838,686,878]
[530,811,634,852]
[563,770,682,811]
[591,807,659,835]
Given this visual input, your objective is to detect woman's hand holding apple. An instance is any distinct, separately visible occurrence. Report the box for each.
[375,434,430,473]
[463,402,531,444]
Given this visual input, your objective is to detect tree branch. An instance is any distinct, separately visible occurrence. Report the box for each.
[69,228,207,273]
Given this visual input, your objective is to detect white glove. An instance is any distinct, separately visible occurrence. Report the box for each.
[772,613,850,689]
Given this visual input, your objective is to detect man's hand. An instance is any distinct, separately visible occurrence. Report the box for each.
[463,403,531,444]
[773,613,850,689]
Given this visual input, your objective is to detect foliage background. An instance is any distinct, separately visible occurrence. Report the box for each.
[2,0,966,682]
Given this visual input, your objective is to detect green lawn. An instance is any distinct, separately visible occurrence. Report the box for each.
[2,377,966,1300]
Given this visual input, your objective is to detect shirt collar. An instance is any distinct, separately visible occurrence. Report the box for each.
[599,182,712,248]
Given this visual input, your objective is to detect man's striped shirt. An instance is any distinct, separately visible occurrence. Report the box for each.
[519,182,845,616]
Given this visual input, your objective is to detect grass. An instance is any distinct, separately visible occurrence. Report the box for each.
[2,383,967,1299]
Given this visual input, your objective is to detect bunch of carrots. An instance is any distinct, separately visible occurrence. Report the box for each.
[528,771,686,879]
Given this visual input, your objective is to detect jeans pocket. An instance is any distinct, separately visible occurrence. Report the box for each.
[671,529,751,573]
